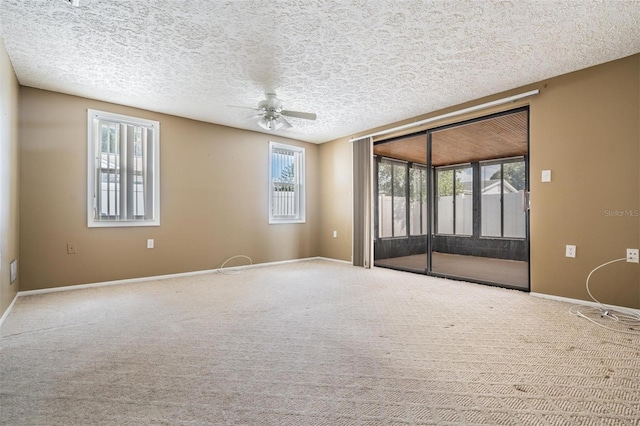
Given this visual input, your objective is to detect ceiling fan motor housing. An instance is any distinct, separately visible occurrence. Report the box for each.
[258,94,284,114]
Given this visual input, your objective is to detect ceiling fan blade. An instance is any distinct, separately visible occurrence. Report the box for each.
[281,110,316,120]
[279,117,293,129]
[227,105,260,111]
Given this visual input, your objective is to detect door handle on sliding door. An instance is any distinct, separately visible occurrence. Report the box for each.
[521,190,530,212]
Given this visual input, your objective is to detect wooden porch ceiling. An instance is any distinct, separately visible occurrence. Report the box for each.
[373,110,528,167]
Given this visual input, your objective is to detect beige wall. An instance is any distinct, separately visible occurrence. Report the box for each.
[19,88,319,291]
[8,53,640,309]
[318,137,352,262]
[0,37,20,316]
[320,54,640,309]
[530,54,639,308]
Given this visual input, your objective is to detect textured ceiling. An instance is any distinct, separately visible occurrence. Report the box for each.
[1,1,639,144]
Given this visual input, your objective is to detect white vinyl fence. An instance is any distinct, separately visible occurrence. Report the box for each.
[379,193,525,238]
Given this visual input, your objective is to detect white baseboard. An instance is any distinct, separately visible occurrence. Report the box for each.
[315,256,352,265]
[0,292,19,329]
[17,256,345,297]
[530,292,640,316]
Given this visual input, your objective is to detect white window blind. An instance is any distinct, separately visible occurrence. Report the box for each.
[269,142,305,224]
[87,110,160,227]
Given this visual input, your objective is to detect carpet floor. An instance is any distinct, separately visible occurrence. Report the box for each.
[1,259,639,425]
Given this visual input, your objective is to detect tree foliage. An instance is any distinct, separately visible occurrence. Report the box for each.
[437,169,463,196]
[279,163,295,183]
[490,162,525,190]
[410,168,427,202]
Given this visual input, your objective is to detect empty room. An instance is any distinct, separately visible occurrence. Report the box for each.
[1,1,639,424]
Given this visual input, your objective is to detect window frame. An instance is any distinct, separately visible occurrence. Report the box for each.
[376,157,407,239]
[268,141,306,224]
[409,164,428,236]
[435,163,473,236]
[87,109,160,228]
[480,156,526,239]
[376,157,427,239]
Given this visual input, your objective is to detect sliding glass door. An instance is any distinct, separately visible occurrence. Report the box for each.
[428,108,530,290]
[374,154,429,273]
[373,107,530,290]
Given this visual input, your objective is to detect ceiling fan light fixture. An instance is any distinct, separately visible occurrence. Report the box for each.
[258,115,282,131]
[229,93,315,131]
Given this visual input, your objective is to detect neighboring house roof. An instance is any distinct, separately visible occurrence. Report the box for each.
[460,180,519,195]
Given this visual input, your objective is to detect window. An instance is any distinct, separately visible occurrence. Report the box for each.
[436,165,472,235]
[378,160,392,237]
[481,158,526,238]
[87,110,160,227]
[377,158,426,238]
[269,142,305,223]
[409,165,427,236]
[377,158,407,238]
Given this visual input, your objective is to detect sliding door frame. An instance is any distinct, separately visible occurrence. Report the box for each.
[425,106,531,291]
[370,106,530,291]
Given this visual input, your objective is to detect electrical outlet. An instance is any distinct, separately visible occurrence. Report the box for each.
[565,245,576,258]
[627,248,639,263]
[67,243,77,254]
[147,239,154,249]
[10,259,17,284]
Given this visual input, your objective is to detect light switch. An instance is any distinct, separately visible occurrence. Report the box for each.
[541,170,551,182]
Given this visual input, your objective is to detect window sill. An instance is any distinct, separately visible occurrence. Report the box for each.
[269,220,306,225]
[88,220,160,228]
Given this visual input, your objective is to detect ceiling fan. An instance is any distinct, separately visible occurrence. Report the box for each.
[231,93,317,131]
